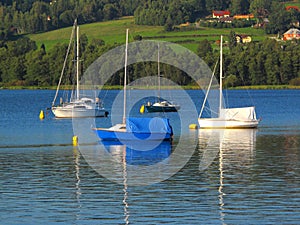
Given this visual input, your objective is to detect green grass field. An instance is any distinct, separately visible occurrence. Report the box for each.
[284,0,300,8]
[28,16,271,53]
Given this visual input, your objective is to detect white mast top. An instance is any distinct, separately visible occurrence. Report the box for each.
[219,35,223,115]
[122,29,129,124]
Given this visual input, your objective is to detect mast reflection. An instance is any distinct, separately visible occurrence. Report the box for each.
[73,147,82,221]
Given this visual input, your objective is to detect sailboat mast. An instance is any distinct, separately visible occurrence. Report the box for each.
[122,29,129,124]
[76,23,80,101]
[157,43,160,101]
[219,35,223,115]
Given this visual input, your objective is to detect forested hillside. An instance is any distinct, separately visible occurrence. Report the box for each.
[0,0,299,88]
[1,0,299,36]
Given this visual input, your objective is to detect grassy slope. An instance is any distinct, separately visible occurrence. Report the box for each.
[284,0,300,8]
[29,17,162,50]
[28,16,268,53]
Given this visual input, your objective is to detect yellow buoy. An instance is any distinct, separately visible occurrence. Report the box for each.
[39,110,45,120]
[140,105,145,114]
[73,136,78,146]
[189,124,198,129]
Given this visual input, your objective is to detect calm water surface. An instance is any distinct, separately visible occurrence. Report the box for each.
[0,89,299,224]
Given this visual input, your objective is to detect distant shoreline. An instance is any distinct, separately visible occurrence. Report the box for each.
[1,85,300,90]
[228,85,300,90]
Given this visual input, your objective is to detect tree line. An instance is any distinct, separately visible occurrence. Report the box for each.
[0,0,140,38]
[198,35,300,87]
[135,0,300,34]
[1,0,299,38]
[0,32,299,87]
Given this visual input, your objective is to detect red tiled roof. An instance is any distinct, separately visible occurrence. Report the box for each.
[213,10,230,16]
[286,6,299,11]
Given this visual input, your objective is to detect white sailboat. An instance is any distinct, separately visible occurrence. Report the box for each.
[198,35,259,128]
[51,19,108,118]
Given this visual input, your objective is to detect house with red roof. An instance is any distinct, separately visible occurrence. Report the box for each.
[212,10,230,18]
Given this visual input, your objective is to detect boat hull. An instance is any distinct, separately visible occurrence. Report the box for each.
[145,105,179,112]
[52,107,108,118]
[198,118,259,129]
[94,117,173,141]
[94,128,172,141]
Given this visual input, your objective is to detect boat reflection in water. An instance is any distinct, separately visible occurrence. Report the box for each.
[74,141,171,225]
[198,129,256,171]
[77,130,174,187]
[102,140,172,166]
[198,129,257,223]
[92,140,171,225]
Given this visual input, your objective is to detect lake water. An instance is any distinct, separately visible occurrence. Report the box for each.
[0,89,300,224]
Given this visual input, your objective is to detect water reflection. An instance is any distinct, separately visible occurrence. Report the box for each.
[199,129,257,224]
[73,147,81,220]
[102,141,172,224]
[100,143,130,224]
[121,145,129,225]
[78,139,175,187]
[102,141,172,165]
